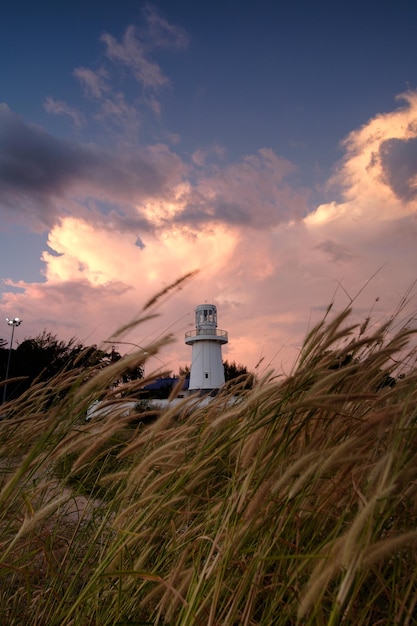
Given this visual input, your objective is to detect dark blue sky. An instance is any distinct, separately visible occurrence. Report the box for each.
[3,0,416,189]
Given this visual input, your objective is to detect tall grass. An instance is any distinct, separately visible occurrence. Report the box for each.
[1,297,417,625]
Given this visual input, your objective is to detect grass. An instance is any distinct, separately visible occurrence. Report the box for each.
[1,292,417,624]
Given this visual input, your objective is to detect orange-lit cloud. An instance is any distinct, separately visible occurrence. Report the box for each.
[2,92,417,373]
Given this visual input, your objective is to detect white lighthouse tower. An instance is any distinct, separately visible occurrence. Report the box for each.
[185,304,228,392]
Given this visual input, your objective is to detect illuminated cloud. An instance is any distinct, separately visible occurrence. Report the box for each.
[301,91,417,349]
[0,102,306,236]
[177,148,309,229]
[317,91,417,222]
[0,104,184,230]
[2,86,417,371]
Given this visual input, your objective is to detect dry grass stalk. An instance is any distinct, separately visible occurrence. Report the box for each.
[1,293,417,624]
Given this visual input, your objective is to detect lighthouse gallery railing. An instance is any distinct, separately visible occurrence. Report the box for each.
[185,329,228,339]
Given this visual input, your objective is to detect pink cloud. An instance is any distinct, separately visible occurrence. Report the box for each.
[0,105,185,230]
[2,93,417,374]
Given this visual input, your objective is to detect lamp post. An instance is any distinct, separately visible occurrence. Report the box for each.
[2,317,22,404]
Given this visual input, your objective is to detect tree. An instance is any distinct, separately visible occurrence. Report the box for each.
[178,364,190,379]
[103,346,144,387]
[0,328,149,408]
[223,360,249,381]
[223,359,254,390]
[178,360,254,389]
[1,331,107,401]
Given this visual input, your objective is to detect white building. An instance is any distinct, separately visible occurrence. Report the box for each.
[185,304,228,392]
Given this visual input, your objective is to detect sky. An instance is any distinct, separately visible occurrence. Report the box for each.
[1,0,417,375]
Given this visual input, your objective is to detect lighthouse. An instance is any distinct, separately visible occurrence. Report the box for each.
[185,304,228,392]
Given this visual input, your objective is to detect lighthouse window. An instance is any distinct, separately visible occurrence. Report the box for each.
[198,307,215,324]
[205,373,209,379]
[203,309,213,322]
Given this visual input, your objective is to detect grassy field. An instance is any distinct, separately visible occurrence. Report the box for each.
[1,297,417,625]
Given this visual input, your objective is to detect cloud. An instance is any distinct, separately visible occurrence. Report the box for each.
[323,91,417,220]
[72,66,142,132]
[94,91,142,134]
[380,137,417,202]
[177,149,309,229]
[43,97,85,128]
[0,104,184,230]
[315,240,355,263]
[73,67,110,99]
[2,10,320,369]
[101,26,168,89]
[141,4,188,50]
[300,92,417,348]
[2,215,241,368]
[2,276,133,338]
[2,90,417,372]
[101,13,186,91]
[71,6,187,129]
[0,103,307,237]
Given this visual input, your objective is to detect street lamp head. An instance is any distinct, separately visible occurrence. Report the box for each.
[6,317,22,327]
[2,318,22,404]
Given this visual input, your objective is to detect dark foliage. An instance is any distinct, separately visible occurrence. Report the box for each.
[223,359,254,389]
[180,360,252,382]
[0,331,107,402]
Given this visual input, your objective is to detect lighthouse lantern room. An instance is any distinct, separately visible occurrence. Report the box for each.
[185,304,228,391]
